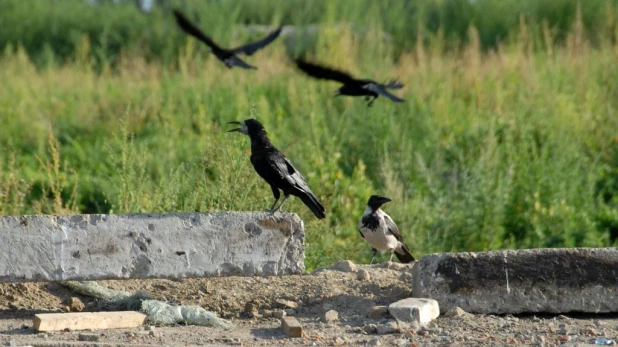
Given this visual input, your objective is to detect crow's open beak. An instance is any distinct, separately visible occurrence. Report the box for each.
[227,121,243,133]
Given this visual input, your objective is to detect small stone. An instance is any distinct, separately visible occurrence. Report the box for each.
[285,309,297,316]
[275,299,298,309]
[376,321,399,335]
[68,297,85,312]
[334,337,344,345]
[244,300,259,313]
[334,260,356,272]
[273,310,286,319]
[144,325,155,331]
[149,330,162,338]
[585,327,599,336]
[261,309,273,318]
[367,306,389,319]
[78,333,99,342]
[534,335,545,344]
[444,307,467,317]
[368,337,381,346]
[281,316,302,338]
[363,324,378,334]
[356,269,370,281]
[388,298,439,326]
[557,315,570,320]
[248,311,261,318]
[322,310,339,323]
[558,335,570,343]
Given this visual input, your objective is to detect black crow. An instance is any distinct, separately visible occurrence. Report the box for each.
[173,10,282,70]
[295,59,404,106]
[227,119,326,219]
[358,195,415,264]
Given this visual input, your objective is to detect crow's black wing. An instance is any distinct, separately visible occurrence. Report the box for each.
[383,213,404,242]
[364,83,405,102]
[224,56,257,69]
[295,59,356,84]
[173,10,223,51]
[258,151,324,218]
[231,27,283,56]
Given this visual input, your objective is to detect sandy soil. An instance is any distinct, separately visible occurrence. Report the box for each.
[1,261,617,346]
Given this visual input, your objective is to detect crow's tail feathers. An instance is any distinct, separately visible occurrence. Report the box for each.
[299,192,326,219]
[385,79,404,89]
[395,243,416,263]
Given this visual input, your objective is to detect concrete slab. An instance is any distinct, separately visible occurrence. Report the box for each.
[413,248,618,314]
[388,298,439,326]
[0,212,304,282]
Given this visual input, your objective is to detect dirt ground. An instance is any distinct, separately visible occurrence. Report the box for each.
[1,260,617,346]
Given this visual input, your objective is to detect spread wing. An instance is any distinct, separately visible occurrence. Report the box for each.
[383,213,404,242]
[224,56,257,69]
[173,10,222,51]
[230,27,283,56]
[364,83,405,102]
[295,59,356,84]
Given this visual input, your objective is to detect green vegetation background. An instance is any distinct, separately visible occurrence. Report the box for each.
[1,0,618,270]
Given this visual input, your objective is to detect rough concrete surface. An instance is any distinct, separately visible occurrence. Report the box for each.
[0,212,304,282]
[413,247,618,314]
[388,298,439,326]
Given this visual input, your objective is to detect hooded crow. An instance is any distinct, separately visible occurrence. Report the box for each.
[295,59,404,106]
[358,195,415,264]
[173,10,282,70]
[227,119,326,219]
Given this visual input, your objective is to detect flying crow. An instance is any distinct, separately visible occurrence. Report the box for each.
[358,195,415,264]
[173,10,282,69]
[295,59,404,106]
[227,119,326,219]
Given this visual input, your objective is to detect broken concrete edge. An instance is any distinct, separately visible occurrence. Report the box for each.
[0,211,305,283]
[412,247,618,314]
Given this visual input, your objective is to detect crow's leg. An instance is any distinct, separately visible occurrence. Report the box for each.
[267,186,281,212]
[272,194,290,213]
[389,249,394,262]
[370,248,378,265]
[367,96,378,107]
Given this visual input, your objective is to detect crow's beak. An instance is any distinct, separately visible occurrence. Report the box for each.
[227,121,243,133]
[380,197,392,204]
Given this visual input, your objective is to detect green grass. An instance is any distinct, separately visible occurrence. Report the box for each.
[1,2,618,270]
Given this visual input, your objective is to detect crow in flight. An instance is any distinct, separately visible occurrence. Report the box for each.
[227,119,326,219]
[358,195,415,264]
[295,59,404,106]
[173,10,282,69]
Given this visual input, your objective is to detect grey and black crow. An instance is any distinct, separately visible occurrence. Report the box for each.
[295,59,404,106]
[173,10,282,70]
[227,119,326,219]
[358,195,415,264]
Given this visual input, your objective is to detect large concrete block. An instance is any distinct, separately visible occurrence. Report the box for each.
[413,248,618,314]
[0,212,304,283]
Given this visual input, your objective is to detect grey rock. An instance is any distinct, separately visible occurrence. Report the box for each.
[444,306,468,317]
[363,324,378,334]
[368,337,381,346]
[272,310,286,319]
[376,321,399,335]
[0,212,304,282]
[367,305,389,319]
[413,248,618,314]
[356,268,371,281]
[284,309,297,316]
[388,298,439,326]
[78,333,100,342]
[322,309,339,323]
[334,260,357,272]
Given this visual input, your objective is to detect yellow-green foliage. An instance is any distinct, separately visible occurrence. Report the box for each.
[1,7,618,270]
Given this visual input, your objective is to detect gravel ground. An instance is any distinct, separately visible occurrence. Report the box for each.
[1,261,617,346]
